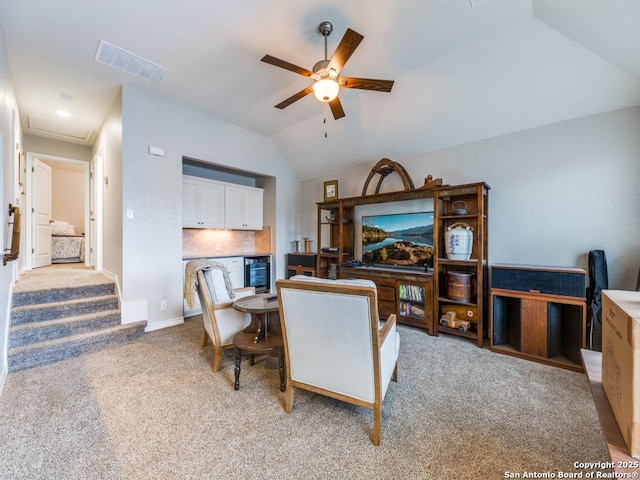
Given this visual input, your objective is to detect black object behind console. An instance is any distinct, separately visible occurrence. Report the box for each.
[586,250,608,352]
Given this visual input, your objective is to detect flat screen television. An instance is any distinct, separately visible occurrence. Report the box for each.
[361,212,434,270]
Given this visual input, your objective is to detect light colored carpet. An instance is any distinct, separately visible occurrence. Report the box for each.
[0,317,609,479]
[12,266,113,293]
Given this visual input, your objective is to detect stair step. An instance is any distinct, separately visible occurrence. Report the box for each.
[9,309,122,348]
[8,321,147,372]
[10,294,119,325]
[11,282,116,307]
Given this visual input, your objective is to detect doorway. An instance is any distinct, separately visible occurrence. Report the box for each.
[25,152,97,270]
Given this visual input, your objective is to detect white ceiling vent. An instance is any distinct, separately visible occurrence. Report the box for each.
[28,115,94,143]
[95,40,169,85]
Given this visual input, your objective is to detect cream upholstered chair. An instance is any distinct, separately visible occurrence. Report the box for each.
[276,276,399,446]
[196,267,255,372]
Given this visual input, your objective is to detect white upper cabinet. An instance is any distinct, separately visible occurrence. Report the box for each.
[182,175,263,230]
[224,184,263,230]
[182,176,224,228]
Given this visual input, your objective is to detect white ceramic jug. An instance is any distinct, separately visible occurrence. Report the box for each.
[444,223,473,260]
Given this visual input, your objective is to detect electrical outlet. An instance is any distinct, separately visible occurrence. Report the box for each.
[160,300,168,311]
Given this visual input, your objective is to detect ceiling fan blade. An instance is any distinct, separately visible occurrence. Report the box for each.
[261,54,313,77]
[328,28,364,73]
[340,77,394,92]
[329,97,345,120]
[274,86,314,109]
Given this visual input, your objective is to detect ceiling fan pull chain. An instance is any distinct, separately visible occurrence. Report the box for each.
[324,104,328,138]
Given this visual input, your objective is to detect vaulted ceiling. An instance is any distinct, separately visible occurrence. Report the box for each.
[1,0,639,179]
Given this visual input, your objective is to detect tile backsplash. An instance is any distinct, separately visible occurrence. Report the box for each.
[182,226,271,258]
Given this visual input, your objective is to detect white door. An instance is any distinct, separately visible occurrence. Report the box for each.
[90,150,104,271]
[32,159,52,268]
[89,155,96,267]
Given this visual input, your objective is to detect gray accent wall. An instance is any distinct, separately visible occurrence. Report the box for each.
[301,105,640,290]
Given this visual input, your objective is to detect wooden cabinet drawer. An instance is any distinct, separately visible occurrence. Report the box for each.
[377,286,396,302]
[374,277,396,288]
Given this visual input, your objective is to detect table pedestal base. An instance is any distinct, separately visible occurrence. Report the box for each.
[233,332,285,392]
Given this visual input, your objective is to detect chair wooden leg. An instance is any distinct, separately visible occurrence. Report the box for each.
[211,347,223,373]
[392,362,398,382]
[284,384,294,413]
[202,330,209,348]
[278,349,285,392]
[372,404,382,446]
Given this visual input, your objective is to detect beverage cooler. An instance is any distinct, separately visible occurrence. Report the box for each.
[244,255,271,293]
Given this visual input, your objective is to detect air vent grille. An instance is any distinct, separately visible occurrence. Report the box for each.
[95,40,169,85]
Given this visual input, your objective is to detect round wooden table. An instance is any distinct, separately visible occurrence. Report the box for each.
[232,294,285,392]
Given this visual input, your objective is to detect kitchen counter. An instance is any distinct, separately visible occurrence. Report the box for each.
[183,253,271,260]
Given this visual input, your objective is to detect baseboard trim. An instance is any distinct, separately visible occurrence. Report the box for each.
[0,368,7,397]
[145,317,184,332]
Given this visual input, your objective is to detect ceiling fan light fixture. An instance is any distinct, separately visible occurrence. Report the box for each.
[313,78,339,102]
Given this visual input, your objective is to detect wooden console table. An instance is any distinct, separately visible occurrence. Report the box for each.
[581,348,639,473]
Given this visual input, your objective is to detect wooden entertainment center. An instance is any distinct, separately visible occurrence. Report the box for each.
[289,159,589,368]
[309,163,490,344]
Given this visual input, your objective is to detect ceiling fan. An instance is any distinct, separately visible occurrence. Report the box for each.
[261,21,394,120]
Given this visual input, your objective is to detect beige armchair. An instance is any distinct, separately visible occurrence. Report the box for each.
[276,276,399,445]
[196,267,255,372]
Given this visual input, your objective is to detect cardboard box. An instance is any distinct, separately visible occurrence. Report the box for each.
[602,290,640,459]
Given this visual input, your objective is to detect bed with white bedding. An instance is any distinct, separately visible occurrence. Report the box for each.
[51,221,85,263]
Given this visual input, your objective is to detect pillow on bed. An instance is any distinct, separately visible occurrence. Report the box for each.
[51,221,76,236]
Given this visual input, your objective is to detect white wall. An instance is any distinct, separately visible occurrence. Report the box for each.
[301,105,640,290]
[24,134,91,162]
[93,92,124,283]
[119,85,299,330]
[0,25,21,388]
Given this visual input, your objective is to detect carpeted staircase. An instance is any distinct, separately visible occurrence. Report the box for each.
[8,272,147,372]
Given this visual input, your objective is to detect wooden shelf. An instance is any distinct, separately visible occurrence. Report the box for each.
[317,202,354,277]
[437,325,479,340]
[437,296,477,306]
[493,344,584,372]
[433,182,490,347]
[436,258,480,266]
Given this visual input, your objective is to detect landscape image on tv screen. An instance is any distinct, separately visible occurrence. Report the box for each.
[362,212,434,269]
